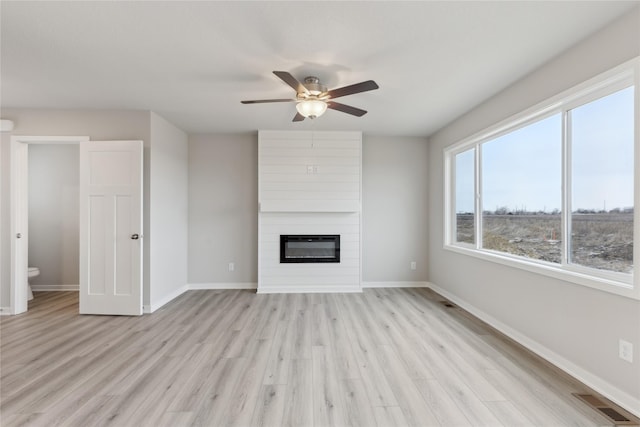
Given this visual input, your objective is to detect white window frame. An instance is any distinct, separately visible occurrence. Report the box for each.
[444,57,640,300]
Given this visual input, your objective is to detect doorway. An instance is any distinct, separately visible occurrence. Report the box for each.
[28,144,80,294]
[10,136,88,314]
[10,136,144,316]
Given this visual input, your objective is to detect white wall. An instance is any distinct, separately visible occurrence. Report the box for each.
[362,135,429,284]
[188,133,259,285]
[28,144,79,290]
[148,112,189,310]
[428,7,640,413]
[187,132,430,287]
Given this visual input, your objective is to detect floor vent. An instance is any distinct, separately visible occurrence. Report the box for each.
[573,393,639,426]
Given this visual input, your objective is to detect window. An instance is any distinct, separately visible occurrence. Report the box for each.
[445,58,638,297]
[481,114,562,263]
[569,87,634,274]
[455,149,475,244]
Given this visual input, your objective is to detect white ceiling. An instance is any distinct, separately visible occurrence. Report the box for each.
[1,1,637,137]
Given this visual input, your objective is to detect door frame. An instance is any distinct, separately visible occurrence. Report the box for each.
[9,135,89,314]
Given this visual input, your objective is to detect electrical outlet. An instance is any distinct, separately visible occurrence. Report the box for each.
[228,262,235,272]
[410,261,417,270]
[619,339,633,363]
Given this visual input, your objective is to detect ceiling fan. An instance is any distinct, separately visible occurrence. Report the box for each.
[241,71,379,121]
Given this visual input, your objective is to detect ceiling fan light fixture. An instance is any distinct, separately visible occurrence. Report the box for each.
[242,71,378,121]
[296,99,327,119]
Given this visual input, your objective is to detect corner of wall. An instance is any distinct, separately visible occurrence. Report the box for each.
[147,111,189,310]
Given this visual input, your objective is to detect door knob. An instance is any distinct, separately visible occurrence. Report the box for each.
[131,234,139,240]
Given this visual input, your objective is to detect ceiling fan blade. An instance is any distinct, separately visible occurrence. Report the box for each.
[327,80,379,99]
[273,71,309,95]
[241,99,295,104]
[292,112,305,122]
[327,101,367,117]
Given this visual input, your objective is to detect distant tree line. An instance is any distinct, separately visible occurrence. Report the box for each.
[574,207,634,214]
[456,206,634,215]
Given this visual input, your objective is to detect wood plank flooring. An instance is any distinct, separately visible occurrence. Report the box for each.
[0,288,631,427]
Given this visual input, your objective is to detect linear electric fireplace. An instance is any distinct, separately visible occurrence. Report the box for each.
[280,235,340,263]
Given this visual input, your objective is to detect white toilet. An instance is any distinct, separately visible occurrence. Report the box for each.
[27,267,39,301]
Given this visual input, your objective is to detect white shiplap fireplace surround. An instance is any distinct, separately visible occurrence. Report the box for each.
[258,131,362,293]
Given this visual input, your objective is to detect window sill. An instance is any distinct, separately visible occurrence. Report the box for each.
[444,244,638,300]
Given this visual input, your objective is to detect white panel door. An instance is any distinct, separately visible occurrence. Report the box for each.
[79,141,143,315]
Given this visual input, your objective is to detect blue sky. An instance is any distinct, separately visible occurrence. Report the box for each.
[456,86,634,213]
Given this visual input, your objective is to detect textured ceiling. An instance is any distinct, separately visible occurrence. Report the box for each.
[1,1,637,136]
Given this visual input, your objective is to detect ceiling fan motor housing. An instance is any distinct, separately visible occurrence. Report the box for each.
[302,76,327,96]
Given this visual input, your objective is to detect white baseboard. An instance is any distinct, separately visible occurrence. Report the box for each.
[187,282,428,292]
[427,282,640,419]
[145,285,189,314]
[256,285,362,294]
[362,281,429,288]
[31,284,79,291]
[0,307,13,315]
[188,282,258,290]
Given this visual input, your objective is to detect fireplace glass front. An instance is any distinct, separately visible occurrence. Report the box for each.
[280,235,340,263]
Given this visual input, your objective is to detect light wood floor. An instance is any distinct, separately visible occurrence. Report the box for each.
[0,288,632,427]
